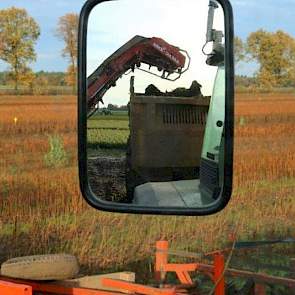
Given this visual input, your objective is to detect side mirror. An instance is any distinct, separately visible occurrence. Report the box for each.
[78,0,234,215]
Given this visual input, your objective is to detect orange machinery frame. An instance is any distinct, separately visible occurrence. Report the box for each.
[0,240,226,295]
[1,240,295,295]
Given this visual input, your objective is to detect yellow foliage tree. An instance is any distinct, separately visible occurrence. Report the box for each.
[247,30,295,88]
[56,13,78,92]
[65,64,76,88]
[234,36,245,65]
[0,7,40,92]
[33,75,49,95]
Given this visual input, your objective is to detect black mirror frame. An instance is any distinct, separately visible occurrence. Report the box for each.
[78,0,234,216]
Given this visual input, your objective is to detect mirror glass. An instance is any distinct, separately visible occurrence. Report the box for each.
[86,0,226,209]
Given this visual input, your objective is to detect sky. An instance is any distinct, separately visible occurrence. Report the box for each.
[0,0,295,103]
[87,0,224,102]
[0,0,294,72]
[0,0,83,72]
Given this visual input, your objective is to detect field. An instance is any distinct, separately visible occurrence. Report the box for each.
[0,93,295,287]
[87,114,129,155]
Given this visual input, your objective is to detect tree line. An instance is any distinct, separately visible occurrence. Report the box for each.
[0,7,78,93]
[1,6,295,93]
[0,71,67,86]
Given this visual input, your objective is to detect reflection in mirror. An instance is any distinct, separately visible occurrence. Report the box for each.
[86,0,225,208]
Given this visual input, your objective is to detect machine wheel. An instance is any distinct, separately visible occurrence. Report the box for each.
[1,254,79,280]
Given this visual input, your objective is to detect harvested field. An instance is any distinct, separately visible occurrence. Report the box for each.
[0,93,295,283]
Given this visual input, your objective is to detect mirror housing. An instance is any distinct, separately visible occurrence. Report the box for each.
[78,0,234,215]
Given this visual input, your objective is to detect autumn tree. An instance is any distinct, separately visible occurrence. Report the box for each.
[0,36,3,56]
[246,30,295,88]
[0,7,40,91]
[56,13,78,91]
[234,36,245,65]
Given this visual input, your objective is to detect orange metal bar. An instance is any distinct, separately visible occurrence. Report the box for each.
[155,241,197,285]
[101,278,176,295]
[213,253,225,295]
[183,271,193,285]
[0,280,32,295]
[155,240,169,282]
[164,264,198,272]
[175,271,193,285]
[0,277,121,295]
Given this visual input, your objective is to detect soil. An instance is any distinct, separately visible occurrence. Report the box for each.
[88,156,128,203]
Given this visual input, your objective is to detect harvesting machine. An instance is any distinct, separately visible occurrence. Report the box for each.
[86,16,225,205]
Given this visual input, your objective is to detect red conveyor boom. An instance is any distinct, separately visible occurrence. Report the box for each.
[87,35,188,116]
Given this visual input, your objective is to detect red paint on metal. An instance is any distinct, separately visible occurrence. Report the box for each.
[254,283,267,295]
[213,253,225,295]
[87,36,186,112]
[150,37,186,67]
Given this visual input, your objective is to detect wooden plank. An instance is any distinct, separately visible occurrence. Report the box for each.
[101,278,175,295]
[52,272,135,293]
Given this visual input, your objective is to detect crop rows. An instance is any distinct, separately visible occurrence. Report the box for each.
[87,127,129,150]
